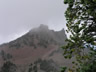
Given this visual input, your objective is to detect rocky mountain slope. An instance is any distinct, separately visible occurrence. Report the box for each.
[0,24,73,72]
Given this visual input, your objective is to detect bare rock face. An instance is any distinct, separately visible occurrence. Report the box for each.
[0,24,70,72]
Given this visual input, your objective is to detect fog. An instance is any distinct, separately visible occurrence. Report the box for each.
[0,0,67,44]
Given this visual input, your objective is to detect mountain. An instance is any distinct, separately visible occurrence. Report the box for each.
[0,24,73,72]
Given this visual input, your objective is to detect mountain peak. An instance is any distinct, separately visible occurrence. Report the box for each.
[60,28,64,32]
[29,24,49,33]
[39,24,49,30]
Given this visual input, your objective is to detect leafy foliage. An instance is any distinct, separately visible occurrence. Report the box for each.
[1,61,17,72]
[80,61,96,72]
[39,59,58,72]
[61,67,67,72]
[0,50,12,61]
[9,42,21,49]
[62,0,96,72]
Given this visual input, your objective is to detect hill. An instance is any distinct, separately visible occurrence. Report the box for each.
[0,24,73,72]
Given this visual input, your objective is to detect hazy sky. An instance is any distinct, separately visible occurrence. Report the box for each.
[0,0,67,44]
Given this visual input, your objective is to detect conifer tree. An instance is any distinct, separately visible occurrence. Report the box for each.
[62,0,96,72]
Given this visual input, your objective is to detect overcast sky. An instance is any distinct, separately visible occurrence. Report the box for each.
[0,0,67,44]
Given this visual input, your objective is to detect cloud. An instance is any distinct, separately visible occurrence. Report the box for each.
[0,0,67,44]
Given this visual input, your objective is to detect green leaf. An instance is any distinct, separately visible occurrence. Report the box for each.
[93,0,96,2]
[64,0,68,4]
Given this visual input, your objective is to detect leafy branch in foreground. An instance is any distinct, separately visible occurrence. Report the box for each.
[62,0,96,72]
